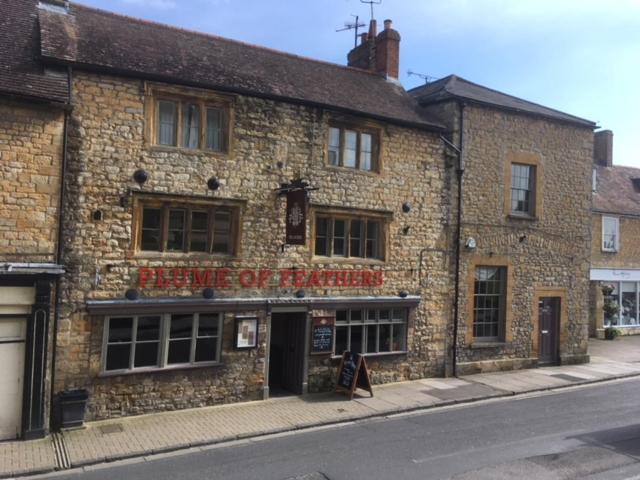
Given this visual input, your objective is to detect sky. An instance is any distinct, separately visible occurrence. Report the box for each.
[76,0,640,168]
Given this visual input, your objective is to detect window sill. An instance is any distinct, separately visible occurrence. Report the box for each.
[601,249,618,254]
[132,251,238,260]
[470,341,510,349]
[98,361,222,378]
[326,164,381,176]
[330,351,407,361]
[507,213,537,222]
[146,144,229,156]
[311,256,385,265]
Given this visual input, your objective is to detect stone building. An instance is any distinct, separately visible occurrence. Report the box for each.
[589,131,640,337]
[411,75,595,373]
[0,0,68,439]
[1,0,596,429]
[35,3,453,420]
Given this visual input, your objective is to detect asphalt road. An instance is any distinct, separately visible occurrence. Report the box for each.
[38,377,640,480]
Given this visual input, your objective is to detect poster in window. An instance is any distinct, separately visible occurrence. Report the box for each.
[286,189,306,245]
[234,317,258,349]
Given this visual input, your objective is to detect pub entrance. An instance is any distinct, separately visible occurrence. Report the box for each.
[268,311,306,395]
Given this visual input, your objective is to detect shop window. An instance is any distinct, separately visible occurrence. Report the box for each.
[473,266,507,341]
[604,282,640,327]
[314,215,384,260]
[328,125,379,172]
[602,216,619,252]
[150,89,230,152]
[510,163,536,216]
[103,313,222,373]
[137,200,238,255]
[334,308,407,355]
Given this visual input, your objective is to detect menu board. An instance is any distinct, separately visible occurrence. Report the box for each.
[335,351,373,399]
[310,316,334,354]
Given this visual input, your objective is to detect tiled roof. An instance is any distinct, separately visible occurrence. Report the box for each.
[594,165,640,217]
[37,3,444,131]
[409,74,595,128]
[0,0,69,103]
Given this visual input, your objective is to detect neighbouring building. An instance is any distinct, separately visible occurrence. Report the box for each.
[589,130,640,337]
[411,75,595,373]
[1,0,596,430]
[0,0,69,439]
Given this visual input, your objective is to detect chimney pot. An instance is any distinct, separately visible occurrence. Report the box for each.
[594,130,613,168]
[368,19,377,38]
[384,19,392,30]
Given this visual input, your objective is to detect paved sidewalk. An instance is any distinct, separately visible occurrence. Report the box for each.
[3,337,640,478]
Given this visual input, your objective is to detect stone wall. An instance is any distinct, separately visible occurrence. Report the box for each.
[56,72,451,419]
[591,213,640,268]
[0,100,64,262]
[423,102,593,373]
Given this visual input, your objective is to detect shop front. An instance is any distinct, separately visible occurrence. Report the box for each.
[590,268,640,336]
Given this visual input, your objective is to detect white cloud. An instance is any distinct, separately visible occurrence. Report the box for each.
[119,0,176,9]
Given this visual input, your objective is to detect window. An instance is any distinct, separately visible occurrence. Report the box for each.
[604,282,640,327]
[473,267,506,341]
[137,201,237,255]
[103,313,223,373]
[511,163,535,215]
[328,126,378,171]
[153,96,228,152]
[602,216,619,252]
[314,215,384,260]
[334,308,407,355]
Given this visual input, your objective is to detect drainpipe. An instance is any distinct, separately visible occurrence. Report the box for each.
[51,65,72,427]
[451,102,465,377]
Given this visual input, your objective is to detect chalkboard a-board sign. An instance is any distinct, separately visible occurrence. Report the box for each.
[310,316,334,354]
[335,351,373,399]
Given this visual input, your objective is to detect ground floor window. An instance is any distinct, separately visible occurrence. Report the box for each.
[334,308,407,355]
[473,266,507,341]
[103,312,223,373]
[604,281,639,327]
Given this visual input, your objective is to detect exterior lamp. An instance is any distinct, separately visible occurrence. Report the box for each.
[133,169,149,185]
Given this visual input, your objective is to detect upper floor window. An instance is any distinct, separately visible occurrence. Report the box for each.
[602,216,619,252]
[314,214,384,260]
[137,199,238,255]
[511,163,535,216]
[473,266,506,341]
[328,125,379,172]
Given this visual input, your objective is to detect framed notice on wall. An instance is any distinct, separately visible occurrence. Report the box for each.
[234,317,258,349]
[310,316,335,355]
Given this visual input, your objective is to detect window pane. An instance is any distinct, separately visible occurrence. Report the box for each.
[344,130,357,168]
[621,282,638,326]
[134,342,159,368]
[350,309,363,322]
[392,324,406,351]
[167,209,186,251]
[198,314,219,337]
[604,283,620,326]
[141,208,162,251]
[195,338,217,362]
[136,316,160,341]
[366,325,377,353]
[315,217,329,256]
[350,220,363,257]
[335,326,348,354]
[473,266,506,340]
[360,133,372,170]
[108,317,133,343]
[158,100,177,146]
[511,164,533,214]
[212,210,232,254]
[182,103,200,149]
[379,324,391,352]
[168,339,191,364]
[336,310,348,323]
[170,314,193,339]
[350,325,363,353]
[206,107,224,151]
[366,221,380,258]
[106,344,131,371]
[190,211,209,252]
[333,219,345,256]
[603,217,618,251]
[328,127,340,166]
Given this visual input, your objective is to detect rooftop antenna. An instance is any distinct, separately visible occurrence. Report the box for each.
[360,0,382,21]
[408,70,437,85]
[336,15,366,48]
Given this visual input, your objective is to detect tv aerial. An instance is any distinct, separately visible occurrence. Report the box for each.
[360,0,382,20]
[408,70,437,85]
[336,15,366,48]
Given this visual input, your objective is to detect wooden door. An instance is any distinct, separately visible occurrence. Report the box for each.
[269,312,306,395]
[538,297,560,365]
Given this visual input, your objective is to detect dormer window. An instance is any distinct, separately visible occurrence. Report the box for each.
[327,125,379,172]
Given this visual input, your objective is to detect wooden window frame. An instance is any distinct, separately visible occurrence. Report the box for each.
[601,215,620,252]
[145,83,233,154]
[333,308,408,356]
[311,209,389,262]
[504,151,543,220]
[101,313,224,375]
[326,123,381,172]
[132,195,242,257]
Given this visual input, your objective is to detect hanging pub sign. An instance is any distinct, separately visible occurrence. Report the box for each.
[286,189,306,245]
[310,316,335,355]
[335,351,373,400]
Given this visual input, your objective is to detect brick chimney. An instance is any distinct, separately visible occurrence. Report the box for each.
[347,19,401,80]
[594,130,613,167]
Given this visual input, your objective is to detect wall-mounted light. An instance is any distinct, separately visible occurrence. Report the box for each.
[202,288,215,299]
[125,289,139,301]
[207,177,220,190]
[402,202,412,213]
[295,289,306,298]
[465,237,477,249]
[399,290,409,298]
[133,169,149,185]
